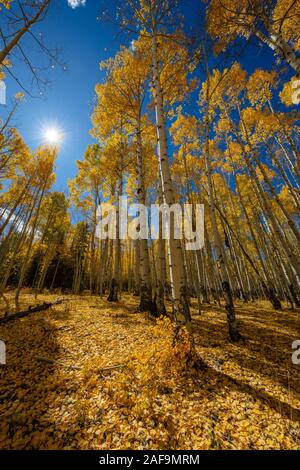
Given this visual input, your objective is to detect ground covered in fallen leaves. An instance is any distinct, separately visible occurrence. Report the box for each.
[0,293,299,450]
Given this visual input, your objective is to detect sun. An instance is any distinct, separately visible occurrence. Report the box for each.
[44,127,63,145]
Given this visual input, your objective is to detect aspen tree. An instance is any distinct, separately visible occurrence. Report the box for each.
[118,1,195,327]
[206,0,300,75]
[95,45,155,311]
[14,146,56,309]
[199,54,241,341]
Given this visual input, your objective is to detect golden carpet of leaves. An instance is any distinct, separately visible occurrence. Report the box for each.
[0,293,299,450]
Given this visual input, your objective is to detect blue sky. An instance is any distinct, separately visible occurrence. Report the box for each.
[1,0,286,194]
[1,1,122,192]
[1,0,196,193]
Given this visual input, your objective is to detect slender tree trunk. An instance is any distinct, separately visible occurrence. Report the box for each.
[151,33,191,328]
[203,56,240,341]
[155,176,167,315]
[250,24,300,76]
[133,239,140,297]
[230,162,283,310]
[265,142,300,212]
[50,258,61,290]
[228,111,300,279]
[136,125,155,312]
[239,107,300,242]
[15,176,49,309]
[107,173,123,302]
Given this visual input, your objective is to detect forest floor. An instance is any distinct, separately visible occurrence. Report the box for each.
[0,292,299,450]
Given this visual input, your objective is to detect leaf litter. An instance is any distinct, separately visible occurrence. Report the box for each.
[0,293,299,450]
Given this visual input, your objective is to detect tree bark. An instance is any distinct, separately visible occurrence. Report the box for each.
[136,126,155,313]
[151,33,191,329]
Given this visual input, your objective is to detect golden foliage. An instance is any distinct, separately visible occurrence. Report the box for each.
[0,294,299,450]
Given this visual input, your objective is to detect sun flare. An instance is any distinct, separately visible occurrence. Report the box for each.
[44,127,63,145]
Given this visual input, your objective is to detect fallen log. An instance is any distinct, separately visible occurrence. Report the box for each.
[0,299,65,325]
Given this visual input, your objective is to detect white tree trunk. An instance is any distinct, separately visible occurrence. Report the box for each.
[136,126,155,312]
[151,33,191,328]
[251,25,300,76]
